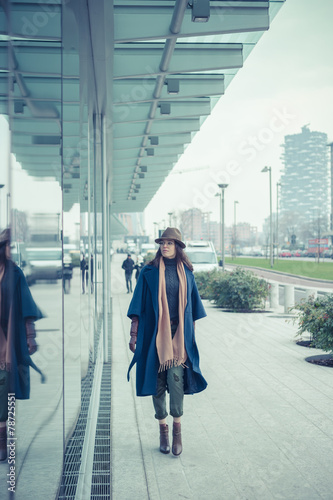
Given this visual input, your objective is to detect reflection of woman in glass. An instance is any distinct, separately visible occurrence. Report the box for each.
[0,229,44,462]
[127,228,207,456]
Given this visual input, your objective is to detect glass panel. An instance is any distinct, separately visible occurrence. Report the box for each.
[0,2,64,498]
[62,3,82,442]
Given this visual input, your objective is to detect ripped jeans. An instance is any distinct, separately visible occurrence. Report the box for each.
[152,324,184,419]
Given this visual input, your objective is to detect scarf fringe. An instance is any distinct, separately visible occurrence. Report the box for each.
[158,359,188,373]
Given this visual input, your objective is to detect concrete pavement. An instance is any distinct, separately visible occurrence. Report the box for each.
[111,254,333,500]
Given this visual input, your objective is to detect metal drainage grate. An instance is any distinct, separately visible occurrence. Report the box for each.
[57,359,95,499]
[58,317,102,500]
[90,312,111,499]
[58,312,112,500]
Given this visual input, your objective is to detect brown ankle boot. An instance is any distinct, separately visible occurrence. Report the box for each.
[0,427,7,462]
[159,424,170,454]
[172,422,182,456]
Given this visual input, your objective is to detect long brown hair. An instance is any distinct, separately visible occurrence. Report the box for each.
[0,244,8,267]
[148,243,193,272]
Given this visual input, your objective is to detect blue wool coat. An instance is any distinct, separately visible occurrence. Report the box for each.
[127,263,208,397]
[1,261,44,399]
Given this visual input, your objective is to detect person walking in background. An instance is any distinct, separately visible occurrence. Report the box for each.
[85,253,94,294]
[80,253,86,294]
[122,254,135,293]
[0,229,44,462]
[90,254,94,293]
[127,228,207,457]
[134,255,144,284]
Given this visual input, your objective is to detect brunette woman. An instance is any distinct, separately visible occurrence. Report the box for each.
[127,227,207,456]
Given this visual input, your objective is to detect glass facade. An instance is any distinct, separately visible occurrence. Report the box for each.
[0,2,112,498]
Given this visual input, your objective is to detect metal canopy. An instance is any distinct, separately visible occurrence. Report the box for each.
[111,0,284,213]
[0,0,285,215]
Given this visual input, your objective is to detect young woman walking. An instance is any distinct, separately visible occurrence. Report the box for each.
[127,227,207,456]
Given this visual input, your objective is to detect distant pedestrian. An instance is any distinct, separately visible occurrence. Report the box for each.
[80,254,86,294]
[122,254,135,293]
[90,254,94,293]
[134,256,144,283]
[127,227,207,457]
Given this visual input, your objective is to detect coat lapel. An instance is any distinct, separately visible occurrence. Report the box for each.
[143,266,159,313]
[184,266,192,310]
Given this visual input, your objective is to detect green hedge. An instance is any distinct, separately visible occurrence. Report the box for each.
[195,267,269,311]
[291,294,333,355]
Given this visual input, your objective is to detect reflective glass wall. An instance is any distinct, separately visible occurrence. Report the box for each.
[0,1,108,498]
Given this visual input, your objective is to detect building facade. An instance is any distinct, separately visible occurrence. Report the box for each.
[280,125,329,244]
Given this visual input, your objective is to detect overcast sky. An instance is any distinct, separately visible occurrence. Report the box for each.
[144,0,333,234]
[1,0,332,239]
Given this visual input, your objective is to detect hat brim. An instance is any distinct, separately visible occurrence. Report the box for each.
[155,237,186,249]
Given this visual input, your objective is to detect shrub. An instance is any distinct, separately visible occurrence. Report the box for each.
[196,267,269,311]
[291,294,333,355]
[194,270,219,299]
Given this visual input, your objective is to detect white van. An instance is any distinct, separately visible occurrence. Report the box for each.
[185,241,219,272]
[26,247,62,281]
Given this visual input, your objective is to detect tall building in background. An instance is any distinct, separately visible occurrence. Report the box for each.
[280,125,329,244]
[180,208,203,240]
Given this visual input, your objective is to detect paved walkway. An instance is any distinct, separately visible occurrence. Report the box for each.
[111,254,333,500]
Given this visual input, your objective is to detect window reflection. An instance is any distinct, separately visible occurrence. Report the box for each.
[0,1,64,494]
[0,1,104,497]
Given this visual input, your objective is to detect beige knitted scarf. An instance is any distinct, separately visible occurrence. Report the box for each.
[156,257,187,372]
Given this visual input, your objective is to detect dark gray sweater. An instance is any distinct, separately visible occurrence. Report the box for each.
[164,257,179,321]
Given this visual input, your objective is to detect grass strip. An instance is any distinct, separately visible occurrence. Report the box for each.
[225,257,333,281]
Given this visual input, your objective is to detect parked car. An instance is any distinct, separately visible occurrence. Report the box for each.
[27,247,62,281]
[185,241,219,272]
[291,250,302,257]
[323,250,333,259]
[306,251,316,258]
[279,250,292,258]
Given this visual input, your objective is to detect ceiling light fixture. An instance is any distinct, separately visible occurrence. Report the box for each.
[14,101,25,114]
[166,79,179,94]
[190,0,210,22]
[149,136,159,145]
[159,102,171,115]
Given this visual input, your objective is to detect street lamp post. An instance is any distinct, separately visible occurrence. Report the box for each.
[261,166,273,268]
[153,222,159,240]
[276,182,281,261]
[218,183,228,270]
[215,192,221,251]
[233,200,239,260]
[168,212,173,226]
